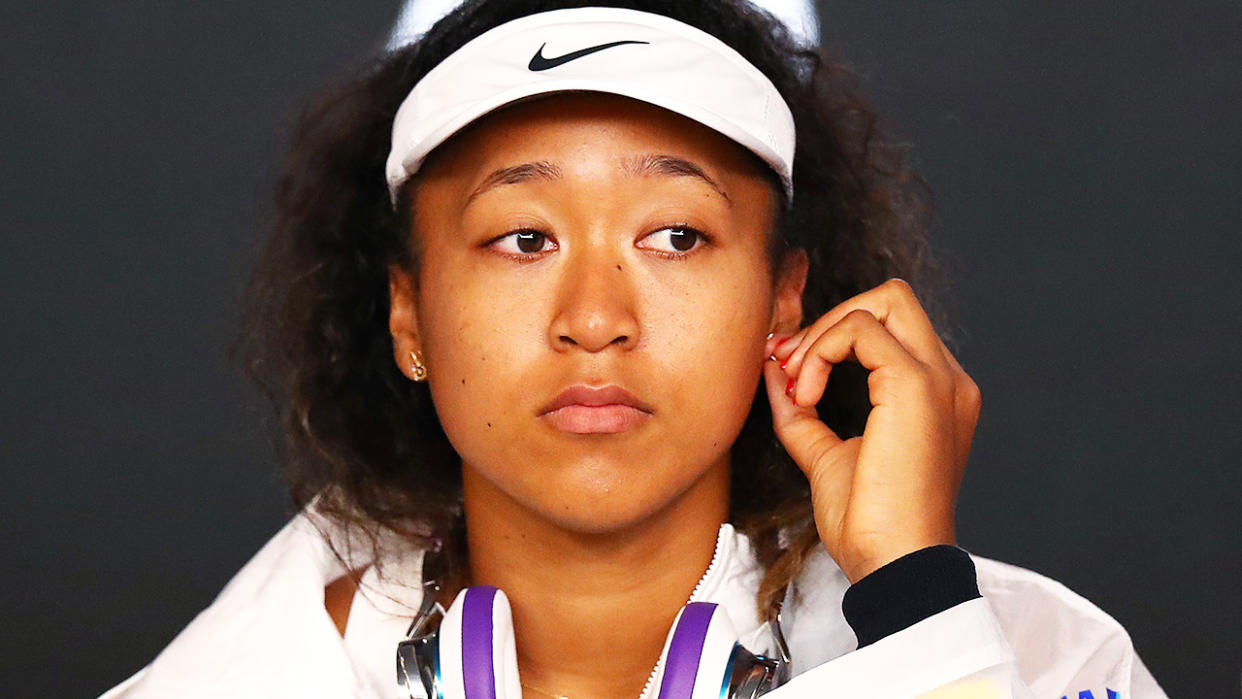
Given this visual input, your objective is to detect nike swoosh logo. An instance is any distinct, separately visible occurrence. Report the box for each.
[527,40,650,71]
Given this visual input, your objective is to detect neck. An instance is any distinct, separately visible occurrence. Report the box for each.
[461,458,730,699]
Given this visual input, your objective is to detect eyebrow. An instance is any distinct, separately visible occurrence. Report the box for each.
[462,154,731,209]
[464,160,563,210]
[620,154,730,204]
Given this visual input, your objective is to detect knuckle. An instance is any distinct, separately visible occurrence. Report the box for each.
[843,308,876,325]
[959,375,982,411]
[960,374,982,401]
[884,277,914,295]
[884,277,927,310]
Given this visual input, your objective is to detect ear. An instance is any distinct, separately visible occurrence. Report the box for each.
[388,263,423,381]
[770,248,808,335]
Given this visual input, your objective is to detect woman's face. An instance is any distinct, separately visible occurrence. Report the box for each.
[390,93,805,534]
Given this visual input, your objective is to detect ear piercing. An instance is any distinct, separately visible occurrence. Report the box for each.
[409,350,428,382]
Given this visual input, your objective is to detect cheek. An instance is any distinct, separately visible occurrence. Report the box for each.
[647,267,772,433]
[416,265,537,459]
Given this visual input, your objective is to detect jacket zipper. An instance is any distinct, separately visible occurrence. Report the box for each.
[636,523,731,699]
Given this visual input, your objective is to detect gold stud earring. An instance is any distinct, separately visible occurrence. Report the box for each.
[409,350,428,382]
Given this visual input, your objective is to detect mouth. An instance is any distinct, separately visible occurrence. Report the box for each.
[538,385,653,434]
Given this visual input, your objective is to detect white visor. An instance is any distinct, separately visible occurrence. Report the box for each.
[384,7,796,205]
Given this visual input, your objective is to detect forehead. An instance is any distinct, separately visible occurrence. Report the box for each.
[416,92,777,190]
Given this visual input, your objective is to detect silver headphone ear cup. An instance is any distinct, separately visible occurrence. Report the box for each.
[397,632,443,699]
[653,602,741,699]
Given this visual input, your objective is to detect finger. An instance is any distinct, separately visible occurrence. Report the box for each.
[765,327,808,360]
[780,278,941,372]
[777,279,948,376]
[790,308,926,410]
[763,352,843,473]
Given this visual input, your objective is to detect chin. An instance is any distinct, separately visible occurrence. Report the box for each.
[520,463,716,536]
[461,434,732,537]
[532,493,666,536]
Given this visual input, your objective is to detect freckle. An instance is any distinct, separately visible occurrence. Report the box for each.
[461,378,466,384]
[486,422,492,427]
[616,264,622,271]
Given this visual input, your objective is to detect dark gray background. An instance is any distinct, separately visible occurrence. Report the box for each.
[3,1,1238,696]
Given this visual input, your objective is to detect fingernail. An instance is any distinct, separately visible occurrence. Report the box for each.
[766,331,774,340]
[774,336,792,351]
[785,377,796,397]
[768,354,777,361]
[780,360,788,370]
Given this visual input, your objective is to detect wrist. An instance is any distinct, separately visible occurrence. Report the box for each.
[839,534,956,584]
[841,544,980,648]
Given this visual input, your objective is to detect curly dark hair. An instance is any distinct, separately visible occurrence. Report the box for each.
[242,0,953,619]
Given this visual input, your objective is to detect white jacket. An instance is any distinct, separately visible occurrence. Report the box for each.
[99,509,1166,699]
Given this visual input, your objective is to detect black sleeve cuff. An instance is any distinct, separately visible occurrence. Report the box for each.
[841,545,981,648]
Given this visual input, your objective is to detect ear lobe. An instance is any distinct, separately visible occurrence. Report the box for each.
[771,248,808,333]
[388,263,423,380]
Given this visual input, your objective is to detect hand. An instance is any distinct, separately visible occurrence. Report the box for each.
[762,278,982,583]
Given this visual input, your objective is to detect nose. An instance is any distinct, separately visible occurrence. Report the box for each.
[548,242,640,353]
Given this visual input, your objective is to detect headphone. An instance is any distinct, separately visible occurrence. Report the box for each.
[396,561,791,699]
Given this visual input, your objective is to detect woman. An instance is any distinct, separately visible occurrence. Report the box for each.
[101,1,1166,697]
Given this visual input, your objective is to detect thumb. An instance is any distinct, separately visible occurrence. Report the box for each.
[762,358,843,473]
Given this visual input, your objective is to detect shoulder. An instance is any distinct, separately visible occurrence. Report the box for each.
[788,548,1163,697]
[972,554,1131,642]
[98,511,366,698]
[971,554,1161,697]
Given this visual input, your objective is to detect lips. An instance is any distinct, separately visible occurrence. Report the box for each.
[538,385,653,434]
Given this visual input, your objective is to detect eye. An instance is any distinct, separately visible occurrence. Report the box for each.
[489,229,557,258]
[637,225,708,257]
